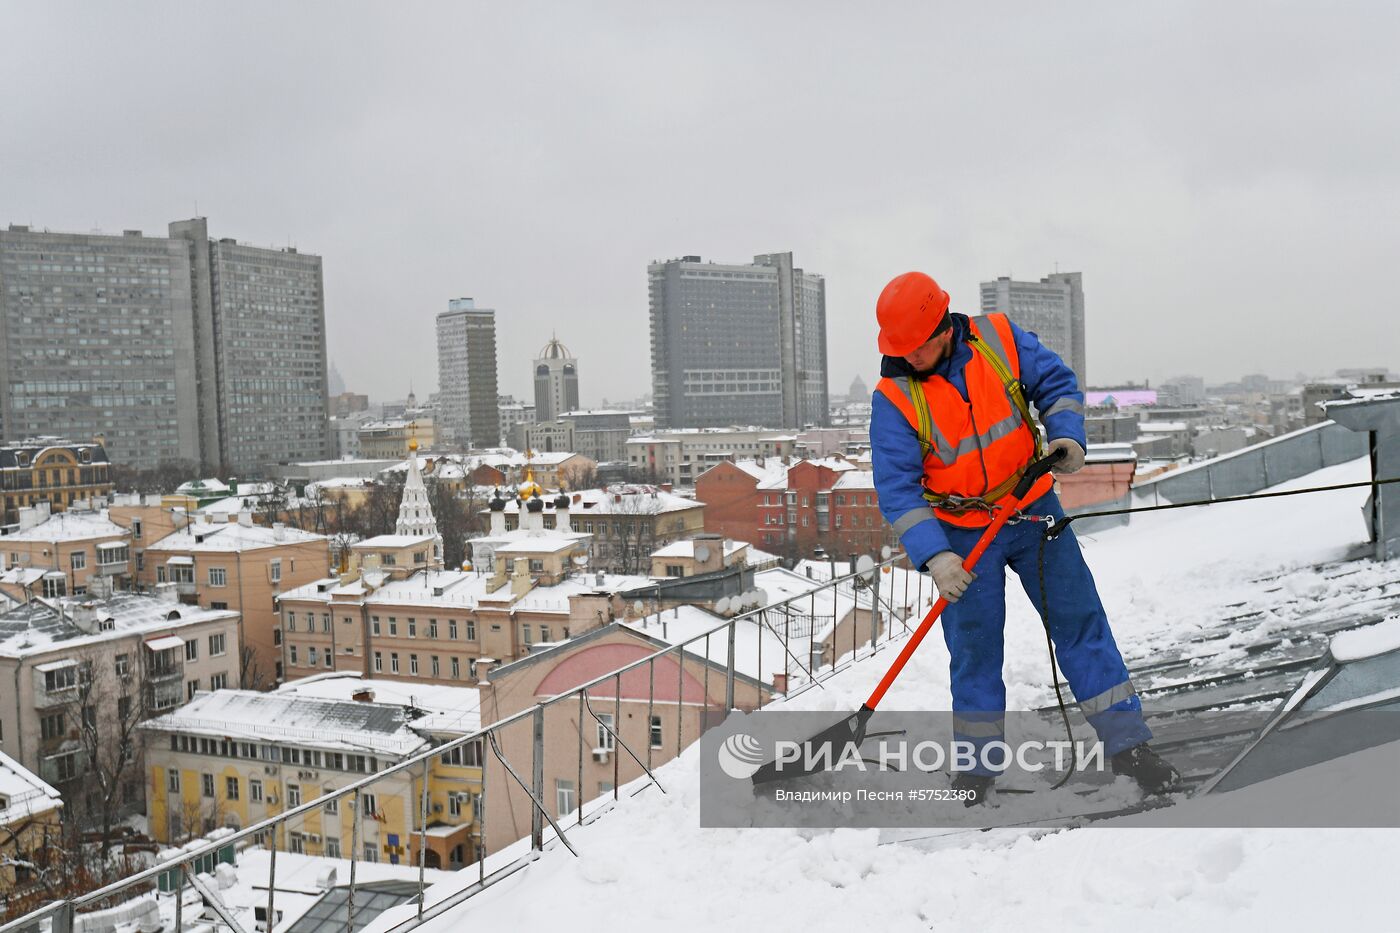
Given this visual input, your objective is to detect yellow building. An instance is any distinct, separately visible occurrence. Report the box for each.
[140,687,481,869]
[1,439,113,526]
[358,419,437,460]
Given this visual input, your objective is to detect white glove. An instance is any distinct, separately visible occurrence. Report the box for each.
[1048,438,1086,475]
[928,550,975,603]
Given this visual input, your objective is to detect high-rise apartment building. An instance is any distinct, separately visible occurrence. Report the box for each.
[979,272,1086,388]
[0,219,331,472]
[648,253,828,430]
[532,336,579,423]
[436,299,499,448]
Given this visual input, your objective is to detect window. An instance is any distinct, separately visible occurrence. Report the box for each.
[363,843,378,863]
[409,654,419,675]
[274,629,282,646]
[44,665,76,693]
[286,784,301,807]
[289,645,298,666]
[286,612,296,632]
[388,618,398,636]
[428,619,438,638]
[451,657,460,679]
[431,655,440,677]
[132,519,143,540]
[665,564,685,577]
[202,773,215,798]
[115,653,130,677]
[360,792,377,816]
[167,768,180,792]
[211,601,228,610]
[651,715,663,749]
[209,633,227,656]
[325,838,341,859]
[468,659,477,680]
[185,640,198,662]
[466,619,476,641]
[371,616,381,636]
[381,552,396,566]
[42,575,66,599]
[40,712,64,741]
[373,651,383,673]
[308,647,319,668]
[186,679,200,700]
[390,653,400,674]
[250,779,263,803]
[226,777,240,800]
[323,790,338,815]
[523,625,532,646]
[321,614,330,633]
[208,567,227,587]
[70,550,86,571]
[448,620,457,639]
[269,559,282,583]
[408,618,417,638]
[448,791,464,818]
[211,673,228,690]
[540,625,551,642]
[596,713,615,750]
[289,833,305,854]
[556,779,576,818]
[324,651,332,669]
[118,695,131,720]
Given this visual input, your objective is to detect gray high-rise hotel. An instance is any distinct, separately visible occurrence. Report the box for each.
[0,219,330,472]
[648,252,828,430]
[436,298,499,448]
[979,272,1087,389]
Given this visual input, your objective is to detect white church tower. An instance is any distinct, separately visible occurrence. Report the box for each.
[396,435,443,564]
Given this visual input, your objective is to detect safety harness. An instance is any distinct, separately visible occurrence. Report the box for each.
[905,331,1047,512]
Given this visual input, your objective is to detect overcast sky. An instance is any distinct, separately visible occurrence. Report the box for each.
[3,2,1397,406]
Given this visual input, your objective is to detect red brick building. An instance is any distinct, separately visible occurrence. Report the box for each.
[696,458,893,560]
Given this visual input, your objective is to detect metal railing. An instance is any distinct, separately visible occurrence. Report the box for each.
[0,555,925,933]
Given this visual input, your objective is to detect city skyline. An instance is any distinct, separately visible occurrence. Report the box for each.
[2,4,1395,409]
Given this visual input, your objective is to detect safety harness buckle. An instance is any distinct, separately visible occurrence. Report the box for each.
[935,495,995,515]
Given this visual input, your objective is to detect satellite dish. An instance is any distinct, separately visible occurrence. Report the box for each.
[880,545,893,561]
[632,600,645,617]
[572,555,588,566]
[855,554,877,583]
[714,596,732,616]
[753,588,768,608]
[695,545,711,563]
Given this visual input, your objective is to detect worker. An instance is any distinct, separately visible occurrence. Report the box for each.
[870,271,1180,804]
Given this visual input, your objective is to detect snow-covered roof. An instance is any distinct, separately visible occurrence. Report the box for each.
[277,672,482,736]
[145,520,326,552]
[141,690,428,756]
[499,486,701,516]
[0,749,62,821]
[1136,420,1189,432]
[0,509,128,542]
[649,538,746,559]
[1329,618,1400,663]
[831,471,876,490]
[623,605,786,683]
[754,457,857,490]
[355,533,436,549]
[0,594,239,658]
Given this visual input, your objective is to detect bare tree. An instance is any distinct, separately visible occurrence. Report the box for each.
[560,461,599,491]
[60,650,148,863]
[604,487,664,575]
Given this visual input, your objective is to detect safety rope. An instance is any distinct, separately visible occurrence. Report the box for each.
[1029,470,1400,788]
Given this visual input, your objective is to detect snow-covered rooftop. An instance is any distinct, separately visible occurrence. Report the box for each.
[141,690,428,756]
[0,749,62,821]
[356,452,1400,933]
[498,486,701,515]
[0,594,238,658]
[145,520,326,552]
[649,538,746,559]
[277,672,482,736]
[0,509,128,542]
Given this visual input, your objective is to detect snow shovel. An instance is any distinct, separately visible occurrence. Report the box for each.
[750,448,1066,786]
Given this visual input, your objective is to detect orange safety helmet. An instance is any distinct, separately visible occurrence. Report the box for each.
[876,272,950,356]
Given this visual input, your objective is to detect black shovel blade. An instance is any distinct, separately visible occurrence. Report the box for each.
[750,705,875,786]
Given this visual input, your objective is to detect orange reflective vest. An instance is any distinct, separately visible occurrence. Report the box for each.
[875,313,1053,528]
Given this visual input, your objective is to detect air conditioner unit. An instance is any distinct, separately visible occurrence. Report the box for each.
[298,769,318,780]
[305,833,321,844]
[432,803,443,814]
[263,765,279,775]
[591,747,610,763]
[266,793,278,805]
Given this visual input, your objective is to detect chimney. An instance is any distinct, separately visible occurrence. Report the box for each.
[238,509,253,528]
[272,522,286,541]
[155,582,179,603]
[70,602,100,633]
[352,687,376,703]
[772,673,789,694]
[554,493,571,533]
[511,557,534,596]
[227,477,239,496]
